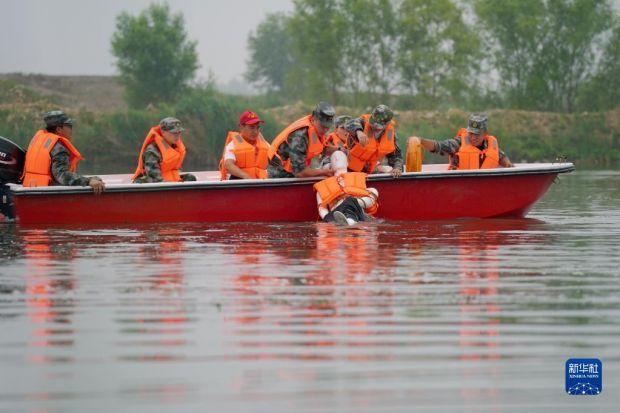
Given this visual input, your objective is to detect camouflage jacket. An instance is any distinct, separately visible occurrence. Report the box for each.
[134,143,165,183]
[133,143,196,183]
[431,137,507,169]
[267,128,310,178]
[50,143,96,186]
[345,117,404,172]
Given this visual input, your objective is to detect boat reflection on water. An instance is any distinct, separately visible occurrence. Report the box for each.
[4,217,552,408]
[219,218,548,401]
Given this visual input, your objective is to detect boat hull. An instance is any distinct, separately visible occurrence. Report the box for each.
[7,163,574,225]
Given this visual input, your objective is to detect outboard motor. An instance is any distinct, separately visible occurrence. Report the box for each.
[0,136,26,220]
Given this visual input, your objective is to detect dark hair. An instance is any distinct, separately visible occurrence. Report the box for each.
[46,125,58,133]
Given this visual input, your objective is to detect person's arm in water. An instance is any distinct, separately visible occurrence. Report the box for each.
[50,143,105,194]
[357,188,379,212]
[316,192,329,219]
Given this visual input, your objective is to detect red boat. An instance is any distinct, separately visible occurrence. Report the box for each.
[2,163,574,225]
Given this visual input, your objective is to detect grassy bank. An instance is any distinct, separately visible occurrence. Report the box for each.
[1,76,618,174]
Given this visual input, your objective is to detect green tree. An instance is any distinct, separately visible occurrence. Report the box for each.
[578,19,620,111]
[340,0,398,106]
[473,0,545,109]
[111,3,199,108]
[397,0,480,107]
[539,0,612,112]
[286,0,345,103]
[245,13,295,93]
[475,0,613,112]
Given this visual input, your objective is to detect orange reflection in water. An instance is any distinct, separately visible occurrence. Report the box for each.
[225,223,398,360]
[458,227,501,361]
[221,218,545,402]
[452,220,542,403]
[23,229,76,359]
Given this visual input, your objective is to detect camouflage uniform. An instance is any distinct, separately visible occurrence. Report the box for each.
[133,143,197,183]
[268,102,335,179]
[39,110,99,186]
[267,128,310,179]
[430,114,506,169]
[49,143,99,186]
[134,117,197,183]
[430,138,507,169]
[344,106,404,172]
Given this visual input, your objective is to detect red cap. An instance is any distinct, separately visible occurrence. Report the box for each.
[239,111,264,126]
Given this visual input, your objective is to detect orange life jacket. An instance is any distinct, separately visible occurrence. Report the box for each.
[313,172,371,209]
[219,131,270,180]
[268,115,325,173]
[450,128,500,170]
[133,126,186,182]
[22,130,83,187]
[348,114,396,172]
[324,131,348,150]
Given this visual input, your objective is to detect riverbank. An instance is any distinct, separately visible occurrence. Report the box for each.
[1,74,618,172]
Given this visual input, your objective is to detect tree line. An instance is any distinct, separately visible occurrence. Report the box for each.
[245,0,620,113]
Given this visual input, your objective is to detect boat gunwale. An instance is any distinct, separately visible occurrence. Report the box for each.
[7,162,575,196]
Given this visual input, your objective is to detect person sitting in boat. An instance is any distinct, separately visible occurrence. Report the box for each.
[267,101,335,179]
[219,111,270,180]
[324,115,351,153]
[344,104,404,178]
[320,115,352,170]
[133,117,197,183]
[414,113,514,170]
[21,110,105,194]
[314,151,379,226]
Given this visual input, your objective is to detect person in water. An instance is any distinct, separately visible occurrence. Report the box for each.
[313,151,379,226]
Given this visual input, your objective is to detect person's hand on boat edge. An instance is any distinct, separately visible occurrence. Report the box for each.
[391,168,402,178]
[88,177,105,195]
[501,157,515,168]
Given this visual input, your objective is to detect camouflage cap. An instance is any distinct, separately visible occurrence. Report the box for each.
[343,118,361,135]
[467,113,488,134]
[43,110,73,128]
[334,115,351,128]
[312,101,335,128]
[160,117,184,133]
[369,104,393,128]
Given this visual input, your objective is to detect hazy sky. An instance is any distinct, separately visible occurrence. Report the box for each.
[0,0,294,83]
[3,0,619,86]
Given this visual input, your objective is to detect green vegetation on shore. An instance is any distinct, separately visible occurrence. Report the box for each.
[1,77,618,173]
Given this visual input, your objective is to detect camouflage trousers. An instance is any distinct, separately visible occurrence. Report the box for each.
[267,163,295,179]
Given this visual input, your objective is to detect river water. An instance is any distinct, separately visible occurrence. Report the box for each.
[1,170,619,412]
